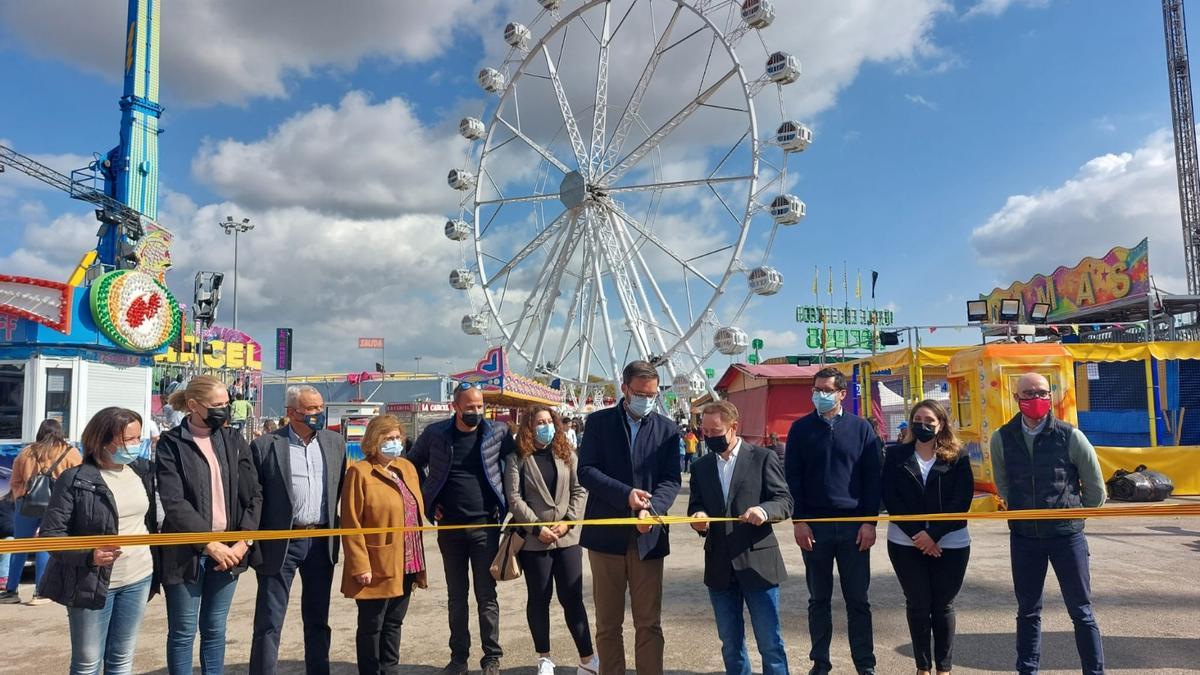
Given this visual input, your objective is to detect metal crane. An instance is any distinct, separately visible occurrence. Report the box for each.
[1164,0,1200,294]
[0,0,162,275]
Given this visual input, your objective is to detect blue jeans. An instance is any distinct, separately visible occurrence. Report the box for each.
[164,556,240,675]
[708,577,789,675]
[67,574,152,675]
[800,521,875,671]
[1011,532,1104,675]
[0,536,11,584]
[7,510,48,592]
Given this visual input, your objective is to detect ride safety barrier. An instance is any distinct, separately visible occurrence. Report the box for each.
[2,503,1198,555]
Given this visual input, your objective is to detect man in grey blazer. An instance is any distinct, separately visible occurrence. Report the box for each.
[689,400,793,675]
[248,385,347,675]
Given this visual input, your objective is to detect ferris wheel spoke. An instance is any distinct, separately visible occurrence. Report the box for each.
[552,243,592,373]
[604,174,753,195]
[478,192,561,207]
[495,116,571,175]
[507,213,577,357]
[484,209,570,285]
[527,221,582,369]
[587,1,612,180]
[601,2,684,175]
[593,210,653,359]
[605,200,719,291]
[586,221,623,388]
[541,44,590,170]
[600,65,739,187]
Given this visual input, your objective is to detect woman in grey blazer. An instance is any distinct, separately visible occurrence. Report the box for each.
[504,406,597,675]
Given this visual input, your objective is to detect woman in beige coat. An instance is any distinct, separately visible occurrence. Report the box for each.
[341,414,427,675]
[505,406,598,675]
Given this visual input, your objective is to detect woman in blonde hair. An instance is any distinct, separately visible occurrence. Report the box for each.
[340,414,427,675]
[156,375,262,675]
[0,418,82,605]
[882,399,974,675]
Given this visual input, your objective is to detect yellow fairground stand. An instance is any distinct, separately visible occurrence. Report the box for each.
[947,344,1078,495]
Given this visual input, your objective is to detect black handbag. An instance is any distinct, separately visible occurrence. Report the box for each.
[18,446,73,518]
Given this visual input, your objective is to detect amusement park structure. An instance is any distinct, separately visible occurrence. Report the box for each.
[0,0,179,449]
[1164,0,1200,295]
[447,0,805,409]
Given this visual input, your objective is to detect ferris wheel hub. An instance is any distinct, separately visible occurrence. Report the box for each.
[559,170,587,210]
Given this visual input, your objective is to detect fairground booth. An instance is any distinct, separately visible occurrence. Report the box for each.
[835,240,1200,504]
[704,363,820,445]
[153,323,264,423]
[451,347,565,420]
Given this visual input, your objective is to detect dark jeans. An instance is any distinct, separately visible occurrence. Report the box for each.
[708,576,788,675]
[7,511,47,593]
[250,537,335,675]
[355,577,417,675]
[1010,532,1104,675]
[887,542,970,672]
[438,527,502,665]
[518,545,593,657]
[800,521,875,671]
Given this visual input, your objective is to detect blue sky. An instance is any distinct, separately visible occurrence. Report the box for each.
[0,0,1187,377]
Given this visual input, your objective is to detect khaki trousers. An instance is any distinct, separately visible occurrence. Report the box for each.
[587,541,665,675]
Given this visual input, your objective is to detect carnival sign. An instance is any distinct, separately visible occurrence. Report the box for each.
[980,239,1150,323]
[89,270,182,352]
[0,274,74,333]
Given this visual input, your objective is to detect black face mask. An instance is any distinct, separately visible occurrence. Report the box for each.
[912,422,937,443]
[204,405,231,430]
[704,434,730,454]
[460,412,483,428]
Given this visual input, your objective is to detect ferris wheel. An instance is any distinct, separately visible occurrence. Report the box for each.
[447,0,808,406]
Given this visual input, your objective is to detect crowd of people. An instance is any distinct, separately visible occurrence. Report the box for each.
[0,362,1109,675]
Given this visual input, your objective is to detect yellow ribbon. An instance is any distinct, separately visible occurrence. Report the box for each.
[2,504,1198,555]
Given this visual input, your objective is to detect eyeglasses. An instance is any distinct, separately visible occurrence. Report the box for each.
[456,381,483,391]
[1018,390,1052,399]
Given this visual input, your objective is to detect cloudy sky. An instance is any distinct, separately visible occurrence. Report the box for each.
[0,0,1185,377]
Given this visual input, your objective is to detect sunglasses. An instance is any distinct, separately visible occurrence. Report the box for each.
[456,381,484,391]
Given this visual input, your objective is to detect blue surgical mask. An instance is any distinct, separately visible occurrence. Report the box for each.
[626,395,656,418]
[380,439,404,457]
[301,411,327,431]
[535,423,555,446]
[112,440,148,465]
[812,390,840,414]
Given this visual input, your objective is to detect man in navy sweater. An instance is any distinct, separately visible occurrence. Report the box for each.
[785,367,883,675]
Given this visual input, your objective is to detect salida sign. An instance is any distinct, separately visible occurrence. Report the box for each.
[980,239,1149,322]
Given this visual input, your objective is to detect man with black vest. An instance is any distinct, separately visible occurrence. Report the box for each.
[785,367,882,675]
[406,382,515,675]
[990,372,1106,675]
[578,360,682,675]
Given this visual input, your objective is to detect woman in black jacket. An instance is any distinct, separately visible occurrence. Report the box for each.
[40,407,158,675]
[156,375,262,675]
[882,399,974,675]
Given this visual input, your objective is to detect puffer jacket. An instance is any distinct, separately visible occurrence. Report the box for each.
[39,458,159,609]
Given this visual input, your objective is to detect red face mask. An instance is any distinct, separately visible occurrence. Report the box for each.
[1018,397,1052,420]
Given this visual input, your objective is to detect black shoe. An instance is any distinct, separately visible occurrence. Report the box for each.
[439,661,468,675]
[858,670,877,675]
[808,666,832,675]
[481,658,501,675]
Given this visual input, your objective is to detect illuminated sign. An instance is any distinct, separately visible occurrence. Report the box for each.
[276,328,293,371]
[89,270,181,352]
[358,337,384,349]
[795,305,894,350]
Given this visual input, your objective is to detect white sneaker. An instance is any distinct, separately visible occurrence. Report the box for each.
[576,655,599,675]
[537,656,556,675]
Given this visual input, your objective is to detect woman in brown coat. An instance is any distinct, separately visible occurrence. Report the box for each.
[505,406,597,675]
[341,414,427,675]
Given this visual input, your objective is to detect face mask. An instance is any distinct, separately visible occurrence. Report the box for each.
[912,422,937,443]
[704,434,730,454]
[812,390,840,414]
[626,395,656,418]
[298,410,327,431]
[112,439,147,465]
[535,423,555,446]
[380,439,404,457]
[1018,397,1052,420]
[203,405,231,430]
[460,411,483,428]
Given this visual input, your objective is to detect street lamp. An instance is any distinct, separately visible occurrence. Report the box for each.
[218,216,254,330]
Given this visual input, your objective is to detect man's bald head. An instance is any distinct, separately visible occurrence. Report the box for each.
[1016,372,1050,396]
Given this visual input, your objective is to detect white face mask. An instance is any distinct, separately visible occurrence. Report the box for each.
[627,394,656,417]
[380,439,403,457]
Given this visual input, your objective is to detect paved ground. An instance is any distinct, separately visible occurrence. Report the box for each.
[2,493,1198,674]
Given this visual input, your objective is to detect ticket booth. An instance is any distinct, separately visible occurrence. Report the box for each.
[947,343,1076,493]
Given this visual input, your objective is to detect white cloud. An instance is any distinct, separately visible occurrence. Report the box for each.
[0,0,499,105]
[963,0,1050,19]
[970,130,1185,292]
[905,93,939,110]
[192,92,469,218]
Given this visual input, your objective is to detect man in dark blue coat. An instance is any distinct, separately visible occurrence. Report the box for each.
[578,360,682,675]
[406,383,514,675]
